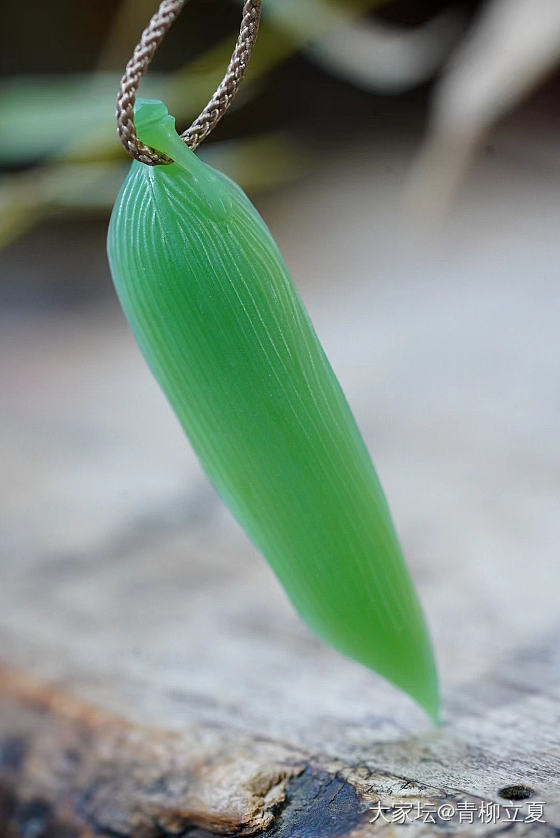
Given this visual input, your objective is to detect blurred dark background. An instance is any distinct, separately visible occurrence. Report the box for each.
[1,0,494,309]
[3,0,560,312]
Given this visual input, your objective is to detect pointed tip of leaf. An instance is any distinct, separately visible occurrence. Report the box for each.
[407,648,440,725]
[417,676,441,726]
[372,617,439,724]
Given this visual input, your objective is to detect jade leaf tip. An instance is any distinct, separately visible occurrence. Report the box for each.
[134,98,173,134]
[420,681,441,726]
[130,98,196,165]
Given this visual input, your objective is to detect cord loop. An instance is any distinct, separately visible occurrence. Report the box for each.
[116,0,262,165]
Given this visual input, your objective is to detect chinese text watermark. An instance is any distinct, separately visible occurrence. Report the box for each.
[369,800,546,826]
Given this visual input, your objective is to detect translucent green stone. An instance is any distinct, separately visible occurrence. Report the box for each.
[107,99,439,720]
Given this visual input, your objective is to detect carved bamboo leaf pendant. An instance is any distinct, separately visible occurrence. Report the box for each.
[107,100,439,720]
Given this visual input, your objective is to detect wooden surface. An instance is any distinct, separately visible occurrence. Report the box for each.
[1,139,560,836]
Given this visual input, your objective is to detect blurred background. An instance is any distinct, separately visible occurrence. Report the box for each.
[1,0,560,727]
[3,0,560,305]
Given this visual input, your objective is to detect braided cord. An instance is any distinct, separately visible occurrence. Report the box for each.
[116,0,262,165]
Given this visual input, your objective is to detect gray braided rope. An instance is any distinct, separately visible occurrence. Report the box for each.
[116,0,262,165]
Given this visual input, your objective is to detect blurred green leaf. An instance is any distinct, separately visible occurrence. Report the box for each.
[0,134,304,248]
[0,74,164,164]
[0,0,382,166]
[0,0,382,246]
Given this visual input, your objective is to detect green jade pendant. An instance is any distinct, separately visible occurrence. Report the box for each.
[108,99,439,721]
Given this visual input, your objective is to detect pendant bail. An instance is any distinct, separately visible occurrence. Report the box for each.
[116,0,262,166]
